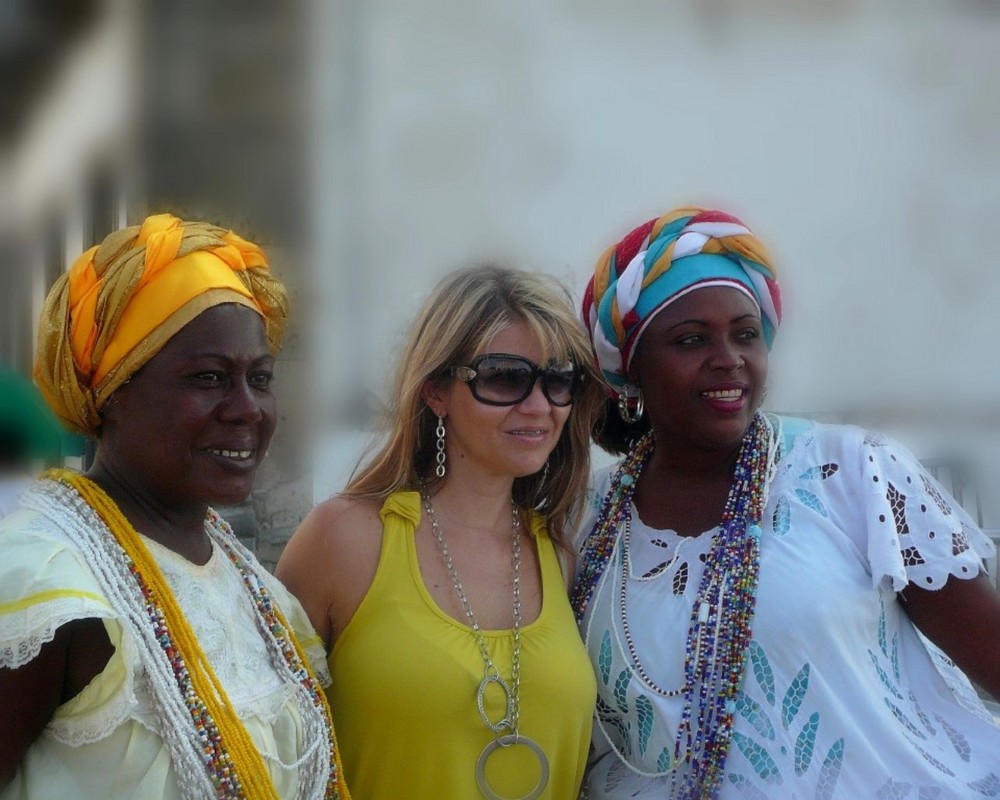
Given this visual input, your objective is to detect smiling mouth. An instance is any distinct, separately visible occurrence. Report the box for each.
[701,389,744,401]
[207,448,254,460]
[509,428,548,436]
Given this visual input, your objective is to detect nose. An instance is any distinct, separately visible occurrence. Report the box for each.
[708,339,745,372]
[219,378,265,424]
[516,377,551,413]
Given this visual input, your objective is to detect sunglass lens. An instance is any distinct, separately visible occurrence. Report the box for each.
[474,359,534,404]
[543,370,576,405]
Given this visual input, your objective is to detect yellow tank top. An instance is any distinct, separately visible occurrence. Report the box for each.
[327,491,595,800]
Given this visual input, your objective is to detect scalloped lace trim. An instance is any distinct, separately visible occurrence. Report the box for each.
[0,600,113,670]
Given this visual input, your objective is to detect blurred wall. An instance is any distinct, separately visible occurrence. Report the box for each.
[3,1,998,541]
[310,0,1000,525]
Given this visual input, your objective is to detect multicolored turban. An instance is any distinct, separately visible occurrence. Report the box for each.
[35,213,289,436]
[582,206,780,388]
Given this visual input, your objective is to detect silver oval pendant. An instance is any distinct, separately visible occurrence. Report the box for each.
[475,734,550,800]
[477,673,513,733]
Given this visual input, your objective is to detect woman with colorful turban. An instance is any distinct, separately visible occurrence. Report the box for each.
[0,214,350,799]
[573,206,1000,798]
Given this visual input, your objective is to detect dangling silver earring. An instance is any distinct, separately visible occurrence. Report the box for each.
[617,384,644,424]
[435,415,447,478]
[541,460,550,484]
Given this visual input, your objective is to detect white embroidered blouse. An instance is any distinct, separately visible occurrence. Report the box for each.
[575,418,1000,799]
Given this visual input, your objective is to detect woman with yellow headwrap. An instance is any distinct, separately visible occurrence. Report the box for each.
[0,215,349,799]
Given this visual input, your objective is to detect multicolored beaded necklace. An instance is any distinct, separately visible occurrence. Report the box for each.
[571,412,779,798]
[39,470,345,800]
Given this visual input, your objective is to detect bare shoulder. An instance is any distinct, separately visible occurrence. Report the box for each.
[276,495,385,648]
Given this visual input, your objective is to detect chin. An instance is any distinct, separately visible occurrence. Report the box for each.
[206,477,258,508]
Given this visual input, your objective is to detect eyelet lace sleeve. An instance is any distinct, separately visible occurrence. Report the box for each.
[0,510,117,670]
[859,431,995,592]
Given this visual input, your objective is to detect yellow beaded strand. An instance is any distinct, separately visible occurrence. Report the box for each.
[57,470,279,799]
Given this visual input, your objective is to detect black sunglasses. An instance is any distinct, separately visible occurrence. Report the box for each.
[448,353,581,407]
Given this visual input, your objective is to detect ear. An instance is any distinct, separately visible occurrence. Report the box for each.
[420,379,449,418]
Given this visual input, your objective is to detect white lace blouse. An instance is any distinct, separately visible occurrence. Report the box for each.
[576,418,1000,799]
[0,504,331,800]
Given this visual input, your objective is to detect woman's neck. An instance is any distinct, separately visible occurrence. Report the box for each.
[86,458,211,564]
[632,432,744,536]
[423,471,517,536]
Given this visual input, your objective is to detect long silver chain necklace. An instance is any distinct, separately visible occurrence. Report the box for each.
[421,493,550,800]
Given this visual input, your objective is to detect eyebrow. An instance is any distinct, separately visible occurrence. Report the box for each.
[186,352,275,364]
[663,313,761,332]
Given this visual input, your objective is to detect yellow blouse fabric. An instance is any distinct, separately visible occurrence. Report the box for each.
[0,508,337,800]
[326,490,596,800]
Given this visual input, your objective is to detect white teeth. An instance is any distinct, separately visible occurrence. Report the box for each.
[209,449,253,459]
[703,389,743,400]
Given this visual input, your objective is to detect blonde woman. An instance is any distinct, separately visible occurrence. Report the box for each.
[278,266,604,799]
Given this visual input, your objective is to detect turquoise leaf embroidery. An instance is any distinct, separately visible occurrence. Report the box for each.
[798,463,839,480]
[732,732,782,784]
[603,757,627,793]
[613,669,631,713]
[636,695,654,756]
[875,778,912,799]
[867,650,904,700]
[656,746,674,772]
[793,711,819,776]
[815,738,845,800]
[727,773,770,800]
[910,691,935,735]
[891,632,900,682]
[599,630,612,686]
[969,773,1000,795]
[934,714,972,763]
[597,697,631,758]
[749,640,776,706]
[884,698,927,739]
[878,607,888,658]
[912,742,956,776]
[735,692,776,741]
[782,663,810,729]
[772,496,791,537]
[794,488,829,518]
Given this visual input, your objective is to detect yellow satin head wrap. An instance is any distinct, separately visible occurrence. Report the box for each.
[35,213,289,436]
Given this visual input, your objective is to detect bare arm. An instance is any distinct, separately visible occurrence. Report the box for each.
[275,497,383,651]
[901,572,1000,701]
[0,618,113,788]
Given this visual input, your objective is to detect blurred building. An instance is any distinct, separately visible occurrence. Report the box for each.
[0,0,311,567]
[3,0,1000,566]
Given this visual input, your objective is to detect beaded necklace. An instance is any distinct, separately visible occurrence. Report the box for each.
[571,412,779,798]
[30,470,345,800]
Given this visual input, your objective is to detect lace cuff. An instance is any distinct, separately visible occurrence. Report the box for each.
[46,618,138,747]
[0,593,115,669]
[860,432,994,592]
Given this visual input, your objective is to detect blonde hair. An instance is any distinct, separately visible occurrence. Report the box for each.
[346,265,605,545]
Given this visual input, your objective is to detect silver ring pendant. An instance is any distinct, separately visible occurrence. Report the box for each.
[475,735,550,800]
